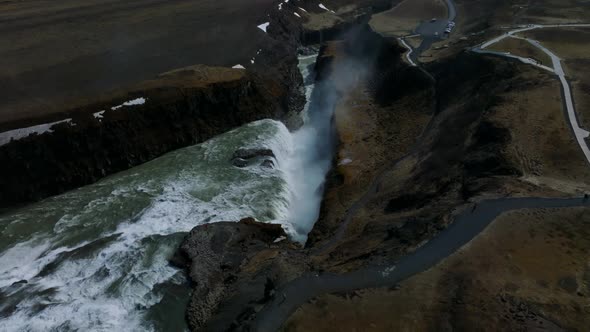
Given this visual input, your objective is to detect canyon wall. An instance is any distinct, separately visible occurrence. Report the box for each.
[0,7,306,209]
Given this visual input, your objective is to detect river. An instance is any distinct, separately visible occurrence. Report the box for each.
[251,196,590,331]
[0,54,324,331]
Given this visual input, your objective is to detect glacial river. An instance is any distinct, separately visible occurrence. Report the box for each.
[0,55,323,331]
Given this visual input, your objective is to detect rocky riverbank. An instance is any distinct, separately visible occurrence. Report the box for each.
[171,217,304,331]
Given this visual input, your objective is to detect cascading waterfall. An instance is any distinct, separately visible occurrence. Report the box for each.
[0,119,295,331]
[0,53,332,331]
[281,52,339,242]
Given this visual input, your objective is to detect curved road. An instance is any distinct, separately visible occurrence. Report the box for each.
[473,23,590,165]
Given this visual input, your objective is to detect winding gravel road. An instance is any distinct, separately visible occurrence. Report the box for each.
[473,23,590,165]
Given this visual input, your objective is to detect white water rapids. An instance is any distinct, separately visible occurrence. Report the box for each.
[0,54,332,331]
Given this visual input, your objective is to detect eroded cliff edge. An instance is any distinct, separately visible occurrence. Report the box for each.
[0,0,395,210]
[0,6,307,209]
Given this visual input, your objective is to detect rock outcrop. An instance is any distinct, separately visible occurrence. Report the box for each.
[173,218,306,331]
[231,148,276,168]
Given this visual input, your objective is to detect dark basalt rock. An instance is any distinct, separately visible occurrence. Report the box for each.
[0,68,293,208]
[231,158,249,168]
[231,149,276,168]
[232,148,275,160]
[260,159,275,169]
[11,280,27,286]
[173,217,304,331]
[558,276,578,294]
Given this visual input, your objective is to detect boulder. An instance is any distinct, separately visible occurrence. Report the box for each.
[260,159,275,169]
[173,218,304,331]
[232,148,275,160]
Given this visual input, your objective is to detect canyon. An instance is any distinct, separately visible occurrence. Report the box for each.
[1,0,590,331]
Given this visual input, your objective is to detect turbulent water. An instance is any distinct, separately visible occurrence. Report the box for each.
[0,54,326,331]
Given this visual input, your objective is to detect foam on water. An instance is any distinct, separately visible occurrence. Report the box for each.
[0,119,296,331]
[0,53,324,331]
[281,52,337,242]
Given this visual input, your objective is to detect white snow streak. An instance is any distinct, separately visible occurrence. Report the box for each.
[257,22,270,33]
[0,119,73,146]
[318,3,335,13]
[111,97,146,110]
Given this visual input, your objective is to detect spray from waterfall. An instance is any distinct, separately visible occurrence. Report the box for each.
[278,40,372,243]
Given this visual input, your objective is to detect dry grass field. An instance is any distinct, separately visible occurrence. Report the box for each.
[488,37,553,66]
[284,207,590,332]
[0,0,274,125]
[490,63,590,193]
[521,27,590,129]
[369,0,447,37]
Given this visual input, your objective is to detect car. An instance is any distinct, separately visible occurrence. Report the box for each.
[431,18,437,22]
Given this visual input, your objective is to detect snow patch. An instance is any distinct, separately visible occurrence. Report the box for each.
[257,22,270,33]
[318,3,335,13]
[93,110,106,119]
[339,158,352,166]
[111,97,146,110]
[0,118,73,146]
[294,12,301,18]
[232,64,245,69]
[298,7,308,13]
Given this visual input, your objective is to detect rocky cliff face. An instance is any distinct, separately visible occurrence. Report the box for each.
[0,5,309,209]
[0,64,300,208]
[0,0,399,209]
[306,24,436,247]
[172,218,305,331]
